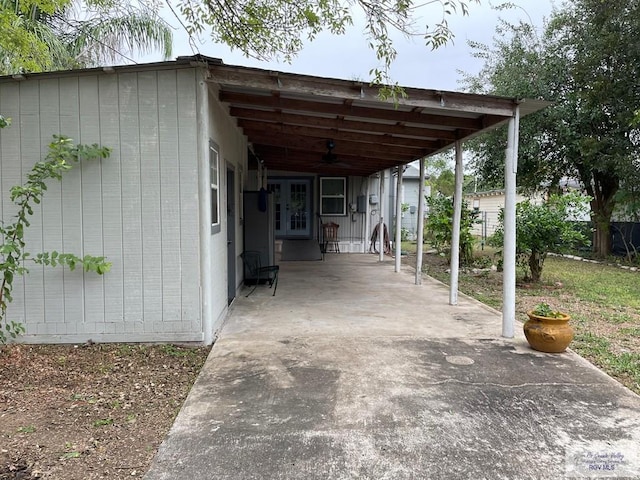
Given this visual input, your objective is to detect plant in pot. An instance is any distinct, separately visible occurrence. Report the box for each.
[524,303,573,353]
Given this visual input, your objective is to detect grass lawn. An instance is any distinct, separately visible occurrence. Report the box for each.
[422,251,640,395]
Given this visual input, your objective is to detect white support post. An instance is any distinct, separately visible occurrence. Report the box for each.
[379,170,385,262]
[364,178,371,254]
[415,159,425,285]
[503,105,520,338]
[449,141,464,305]
[395,167,403,272]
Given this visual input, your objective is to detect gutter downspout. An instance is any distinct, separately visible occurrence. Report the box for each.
[502,105,520,338]
[197,71,214,345]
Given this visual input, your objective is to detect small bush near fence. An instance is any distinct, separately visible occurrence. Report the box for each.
[425,195,479,265]
[476,215,639,263]
[489,194,590,282]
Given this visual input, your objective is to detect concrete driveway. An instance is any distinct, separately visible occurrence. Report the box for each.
[145,254,640,479]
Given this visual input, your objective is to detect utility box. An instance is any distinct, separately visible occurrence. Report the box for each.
[369,194,379,205]
[357,195,367,213]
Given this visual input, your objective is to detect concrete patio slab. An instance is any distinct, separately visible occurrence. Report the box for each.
[145,254,640,480]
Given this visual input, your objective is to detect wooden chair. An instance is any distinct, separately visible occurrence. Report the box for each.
[240,251,279,297]
[322,222,340,253]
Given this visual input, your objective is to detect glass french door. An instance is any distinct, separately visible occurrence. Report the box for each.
[268,179,311,238]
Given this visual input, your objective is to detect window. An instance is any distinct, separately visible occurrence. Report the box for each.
[320,177,347,215]
[210,141,220,233]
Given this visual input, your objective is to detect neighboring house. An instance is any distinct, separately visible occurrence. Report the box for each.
[464,190,545,239]
[0,55,540,344]
[389,163,431,241]
[465,185,593,241]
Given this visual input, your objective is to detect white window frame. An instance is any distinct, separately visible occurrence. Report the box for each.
[320,177,347,216]
[210,141,221,234]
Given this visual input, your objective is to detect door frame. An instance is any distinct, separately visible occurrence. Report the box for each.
[268,176,314,239]
[226,166,236,305]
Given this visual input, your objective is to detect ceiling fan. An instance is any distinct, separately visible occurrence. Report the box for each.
[318,139,351,168]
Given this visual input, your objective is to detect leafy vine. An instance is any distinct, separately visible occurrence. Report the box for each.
[0,125,112,343]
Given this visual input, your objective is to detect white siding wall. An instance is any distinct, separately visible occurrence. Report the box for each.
[400,178,421,235]
[207,85,247,330]
[317,175,368,253]
[466,192,538,237]
[0,68,203,343]
[262,172,369,253]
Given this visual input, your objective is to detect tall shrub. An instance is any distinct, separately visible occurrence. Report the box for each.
[490,193,590,282]
[425,194,479,265]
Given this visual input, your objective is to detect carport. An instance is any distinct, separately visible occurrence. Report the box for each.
[145,253,640,480]
[201,56,549,337]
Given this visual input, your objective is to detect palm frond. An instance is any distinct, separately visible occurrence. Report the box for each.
[64,13,173,66]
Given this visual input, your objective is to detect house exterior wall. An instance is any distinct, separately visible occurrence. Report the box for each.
[317,175,368,253]
[0,67,210,343]
[386,167,429,243]
[401,178,421,233]
[206,83,248,330]
[465,191,542,237]
[396,177,430,241]
[261,171,370,253]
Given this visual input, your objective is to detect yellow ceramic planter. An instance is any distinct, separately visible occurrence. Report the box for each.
[524,311,573,353]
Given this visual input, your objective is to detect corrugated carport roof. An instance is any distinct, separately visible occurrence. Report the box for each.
[202,56,549,177]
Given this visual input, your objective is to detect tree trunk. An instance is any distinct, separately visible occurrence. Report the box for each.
[592,216,612,258]
[528,251,543,282]
[582,170,619,258]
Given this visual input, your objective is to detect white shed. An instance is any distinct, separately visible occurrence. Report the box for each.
[0,62,246,344]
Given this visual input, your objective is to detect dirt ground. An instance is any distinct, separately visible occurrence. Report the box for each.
[0,343,210,480]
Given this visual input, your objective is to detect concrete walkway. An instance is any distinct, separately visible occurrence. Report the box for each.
[145,254,640,479]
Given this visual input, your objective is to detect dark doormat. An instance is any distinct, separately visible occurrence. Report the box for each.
[281,239,323,261]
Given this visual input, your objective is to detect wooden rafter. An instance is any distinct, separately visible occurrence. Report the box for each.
[219,91,490,130]
[205,60,547,176]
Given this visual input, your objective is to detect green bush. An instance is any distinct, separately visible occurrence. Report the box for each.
[490,193,590,282]
[425,194,480,265]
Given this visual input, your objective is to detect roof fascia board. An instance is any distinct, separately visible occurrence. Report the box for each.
[0,61,201,84]
[209,65,517,117]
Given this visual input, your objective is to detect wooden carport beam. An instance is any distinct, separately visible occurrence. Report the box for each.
[251,151,406,176]
[237,119,442,149]
[219,91,500,131]
[252,148,410,167]
[229,108,466,140]
[248,136,430,159]
[255,161,390,177]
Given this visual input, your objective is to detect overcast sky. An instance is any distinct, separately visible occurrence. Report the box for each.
[139,0,556,92]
